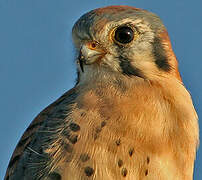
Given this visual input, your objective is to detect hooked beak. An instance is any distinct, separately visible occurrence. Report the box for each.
[77,43,106,72]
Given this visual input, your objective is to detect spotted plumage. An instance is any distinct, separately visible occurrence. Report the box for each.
[5,5,198,180]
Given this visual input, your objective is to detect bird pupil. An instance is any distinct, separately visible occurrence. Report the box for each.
[115,26,134,44]
[91,42,96,48]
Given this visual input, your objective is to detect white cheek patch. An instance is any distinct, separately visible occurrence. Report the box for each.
[102,54,121,72]
[130,51,161,80]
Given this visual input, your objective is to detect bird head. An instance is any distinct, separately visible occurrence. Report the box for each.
[72,6,181,84]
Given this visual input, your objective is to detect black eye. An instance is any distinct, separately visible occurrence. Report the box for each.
[114,26,134,44]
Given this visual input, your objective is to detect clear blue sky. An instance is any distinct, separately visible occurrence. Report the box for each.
[0,0,202,179]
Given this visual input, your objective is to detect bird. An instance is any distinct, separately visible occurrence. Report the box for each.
[5,5,199,180]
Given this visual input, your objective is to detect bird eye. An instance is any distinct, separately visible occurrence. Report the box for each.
[114,26,134,44]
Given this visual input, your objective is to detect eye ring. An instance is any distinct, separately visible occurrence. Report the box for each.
[113,26,134,44]
[87,41,98,50]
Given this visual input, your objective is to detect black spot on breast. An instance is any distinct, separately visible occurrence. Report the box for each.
[94,134,98,140]
[84,166,94,177]
[145,169,148,176]
[69,123,80,132]
[80,153,90,162]
[48,172,61,180]
[147,156,150,164]
[129,148,134,157]
[101,121,106,128]
[115,139,121,146]
[152,36,171,71]
[118,159,123,167]
[119,56,144,78]
[121,168,128,177]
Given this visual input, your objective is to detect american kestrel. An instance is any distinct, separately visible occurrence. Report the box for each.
[5,5,199,180]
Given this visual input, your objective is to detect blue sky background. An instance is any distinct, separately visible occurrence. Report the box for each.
[0,0,202,179]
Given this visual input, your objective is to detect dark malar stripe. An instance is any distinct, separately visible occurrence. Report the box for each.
[152,36,171,71]
[119,56,144,78]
